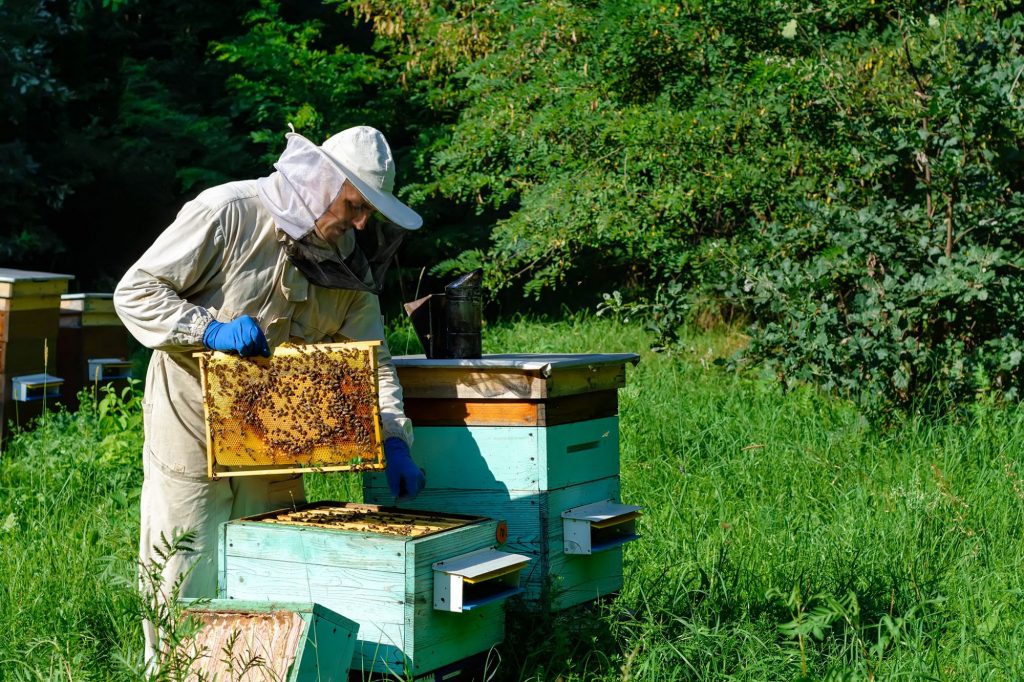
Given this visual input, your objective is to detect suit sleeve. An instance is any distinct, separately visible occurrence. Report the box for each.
[334,291,414,446]
[114,198,225,353]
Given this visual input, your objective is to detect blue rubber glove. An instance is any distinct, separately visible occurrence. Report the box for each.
[202,316,270,357]
[384,437,425,501]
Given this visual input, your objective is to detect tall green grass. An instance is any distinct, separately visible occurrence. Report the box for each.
[2,316,1022,680]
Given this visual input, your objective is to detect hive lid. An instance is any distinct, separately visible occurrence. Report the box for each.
[11,373,63,387]
[0,269,72,306]
[393,353,640,375]
[432,547,530,579]
[197,342,386,479]
[0,268,74,283]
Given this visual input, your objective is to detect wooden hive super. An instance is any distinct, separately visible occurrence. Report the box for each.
[176,600,358,681]
[218,502,530,677]
[363,353,641,611]
[198,342,386,478]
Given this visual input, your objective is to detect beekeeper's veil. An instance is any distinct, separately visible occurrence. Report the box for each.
[256,128,422,293]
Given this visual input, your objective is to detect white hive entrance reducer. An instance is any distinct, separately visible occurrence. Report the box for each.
[197,341,385,479]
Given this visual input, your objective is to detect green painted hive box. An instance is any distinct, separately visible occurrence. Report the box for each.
[219,502,530,678]
[176,600,357,681]
[365,354,642,611]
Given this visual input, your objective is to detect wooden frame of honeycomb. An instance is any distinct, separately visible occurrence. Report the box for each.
[252,502,483,538]
[197,341,385,479]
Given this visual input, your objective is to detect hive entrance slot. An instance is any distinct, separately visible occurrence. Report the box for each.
[11,374,63,402]
[87,358,132,382]
[433,548,531,613]
[461,571,523,611]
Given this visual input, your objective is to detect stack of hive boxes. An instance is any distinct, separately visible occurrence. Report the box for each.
[57,293,132,409]
[363,353,641,611]
[0,268,73,438]
[208,344,533,679]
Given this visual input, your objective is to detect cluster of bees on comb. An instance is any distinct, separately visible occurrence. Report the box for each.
[260,504,463,537]
[204,344,380,466]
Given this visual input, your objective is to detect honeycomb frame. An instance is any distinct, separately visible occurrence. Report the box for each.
[197,341,386,479]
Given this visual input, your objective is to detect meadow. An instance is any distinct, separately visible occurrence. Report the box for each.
[1,315,1022,680]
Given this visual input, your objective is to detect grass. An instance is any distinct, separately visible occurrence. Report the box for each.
[1,315,1023,680]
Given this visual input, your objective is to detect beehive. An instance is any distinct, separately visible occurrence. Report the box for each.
[364,353,641,610]
[198,342,385,479]
[176,600,358,681]
[219,502,530,677]
[0,268,72,438]
[57,293,132,409]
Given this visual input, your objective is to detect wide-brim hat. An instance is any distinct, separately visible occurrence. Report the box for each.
[318,126,422,230]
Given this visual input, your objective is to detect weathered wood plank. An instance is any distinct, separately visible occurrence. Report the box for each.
[222,555,407,616]
[396,367,545,400]
[404,390,618,427]
[223,522,407,573]
[394,353,638,400]
[179,600,359,682]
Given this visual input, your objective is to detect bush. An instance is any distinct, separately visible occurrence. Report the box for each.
[728,9,1024,414]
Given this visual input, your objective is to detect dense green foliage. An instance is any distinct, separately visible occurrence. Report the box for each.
[731,8,1024,413]
[3,318,1024,679]
[4,0,1024,407]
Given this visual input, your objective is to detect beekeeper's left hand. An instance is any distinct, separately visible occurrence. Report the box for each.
[384,437,426,501]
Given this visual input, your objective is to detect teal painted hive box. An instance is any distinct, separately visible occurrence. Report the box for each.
[218,502,529,677]
[176,600,357,681]
[365,354,642,611]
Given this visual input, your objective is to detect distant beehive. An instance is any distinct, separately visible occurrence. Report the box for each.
[57,293,132,409]
[198,342,386,479]
[0,268,72,439]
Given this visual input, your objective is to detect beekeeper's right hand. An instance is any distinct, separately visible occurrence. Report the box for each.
[203,316,271,357]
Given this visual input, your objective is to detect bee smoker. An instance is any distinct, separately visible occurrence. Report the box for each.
[404,269,483,359]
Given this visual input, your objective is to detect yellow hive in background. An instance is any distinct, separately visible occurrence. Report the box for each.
[197,341,385,479]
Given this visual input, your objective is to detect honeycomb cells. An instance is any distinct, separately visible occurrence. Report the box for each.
[259,503,468,537]
[202,344,383,470]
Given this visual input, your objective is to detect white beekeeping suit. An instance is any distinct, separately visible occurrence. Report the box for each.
[114,128,420,664]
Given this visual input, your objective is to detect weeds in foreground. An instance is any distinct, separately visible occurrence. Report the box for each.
[125,530,279,681]
[3,318,1024,680]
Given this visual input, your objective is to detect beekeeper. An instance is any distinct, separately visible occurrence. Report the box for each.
[114,126,426,660]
